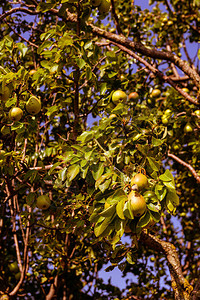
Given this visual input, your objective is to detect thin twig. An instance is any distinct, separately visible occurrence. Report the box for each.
[168,152,200,183]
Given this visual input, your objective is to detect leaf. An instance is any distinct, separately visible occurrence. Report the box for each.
[60,167,67,181]
[17,43,28,57]
[137,210,151,228]
[116,199,126,220]
[123,200,134,219]
[76,58,86,69]
[77,131,93,143]
[94,215,114,237]
[92,162,104,180]
[126,251,136,265]
[48,162,62,175]
[163,181,175,189]
[111,103,125,114]
[67,164,80,182]
[159,169,174,182]
[99,204,116,217]
[26,192,35,206]
[147,157,160,172]
[152,137,164,147]
[147,202,161,212]
[166,190,179,209]
[99,179,112,193]
[95,172,112,189]
[132,133,142,142]
[150,211,161,222]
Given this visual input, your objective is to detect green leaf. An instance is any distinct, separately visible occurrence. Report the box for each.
[99,178,112,193]
[163,181,175,189]
[159,169,174,182]
[99,204,116,217]
[48,162,62,175]
[137,210,151,228]
[94,215,114,237]
[150,211,161,222]
[106,189,127,205]
[124,200,134,219]
[126,251,136,265]
[111,103,125,114]
[132,133,143,142]
[116,199,126,220]
[147,202,161,212]
[92,162,104,180]
[26,192,35,206]
[67,164,80,182]
[166,190,179,211]
[152,137,164,147]
[17,43,28,57]
[76,58,86,69]
[77,131,93,143]
[60,167,67,181]
[147,157,160,172]
[95,172,112,189]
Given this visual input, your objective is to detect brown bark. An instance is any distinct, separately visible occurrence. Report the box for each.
[140,231,193,300]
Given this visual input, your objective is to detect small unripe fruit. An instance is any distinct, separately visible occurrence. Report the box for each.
[26,96,41,115]
[8,261,19,273]
[112,90,127,104]
[9,107,23,122]
[161,116,169,125]
[98,0,111,14]
[36,195,51,210]
[128,92,139,101]
[194,110,200,117]
[150,89,161,98]
[182,88,189,93]
[184,123,193,133]
[0,86,11,101]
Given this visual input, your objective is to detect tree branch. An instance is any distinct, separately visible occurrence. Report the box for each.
[46,275,58,300]
[140,231,193,300]
[168,152,200,184]
[111,42,199,106]
[63,8,200,90]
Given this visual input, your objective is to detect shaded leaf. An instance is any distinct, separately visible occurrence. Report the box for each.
[67,164,80,182]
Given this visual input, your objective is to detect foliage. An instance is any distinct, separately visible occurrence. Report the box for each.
[0,0,199,299]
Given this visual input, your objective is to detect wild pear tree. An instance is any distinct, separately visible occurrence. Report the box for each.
[0,0,199,299]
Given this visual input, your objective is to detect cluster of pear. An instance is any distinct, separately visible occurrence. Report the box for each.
[9,96,41,122]
[111,89,139,104]
[128,173,148,217]
[91,0,111,14]
[0,86,41,122]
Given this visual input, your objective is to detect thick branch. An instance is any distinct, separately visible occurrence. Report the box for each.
[111,42,199,106]
[63,9,200,90]
[140,231,193,300]
[0,7,39,21]
[2,6,200,90]
[168,152,200,183]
